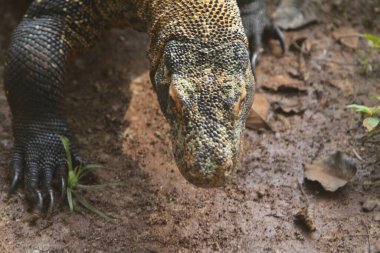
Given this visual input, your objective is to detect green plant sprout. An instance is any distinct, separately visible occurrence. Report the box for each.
[60,136,116,221]
[356,33,380,75]
[348,96,380,132]
[363,33,380,49]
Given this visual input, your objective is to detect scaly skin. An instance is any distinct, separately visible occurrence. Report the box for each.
[3,0,280,213]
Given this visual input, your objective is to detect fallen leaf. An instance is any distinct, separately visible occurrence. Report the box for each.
[273,97,306,114]
[246,93,270,129]
[363,117,380,132]
[332,27,359,49]
[329,79,354,95]
[364,33,380,49]
[304,151,357,192]
[261,74,306,92]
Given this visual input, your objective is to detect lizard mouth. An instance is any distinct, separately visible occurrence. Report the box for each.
[170,121,243,188]
[176,154,235,188]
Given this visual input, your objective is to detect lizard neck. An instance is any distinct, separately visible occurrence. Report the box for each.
[133,0,248,73]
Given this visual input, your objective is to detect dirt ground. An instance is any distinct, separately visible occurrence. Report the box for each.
[1,0,380,252]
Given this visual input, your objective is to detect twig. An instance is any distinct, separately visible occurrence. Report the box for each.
[298,180,310,204]
[295,181,316,231]
[314,58,357,66]
[352,148,364,161]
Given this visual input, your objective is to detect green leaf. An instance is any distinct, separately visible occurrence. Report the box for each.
[347,104,373,115]
[78,164,103,180]
[363,117,380,132]
[369,95,380,101]
[76,182,123,190]
[67,189,74,212]
[60,136,73,171]
[364,33,380,49]
[68,170,78,189]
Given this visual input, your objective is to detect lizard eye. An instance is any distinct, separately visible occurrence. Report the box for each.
[169,85,183,114]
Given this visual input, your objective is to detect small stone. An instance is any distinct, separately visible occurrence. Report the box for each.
[374,212,380,221]
[375,239,380,253]
[0,139,9,148]
[362,199,379,212]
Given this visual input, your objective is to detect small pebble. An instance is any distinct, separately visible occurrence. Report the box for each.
[375,239,380,253]
[362,199,379,212]
[374,212,380,222]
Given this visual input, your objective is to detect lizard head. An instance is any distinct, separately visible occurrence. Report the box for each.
[152,40,254,187]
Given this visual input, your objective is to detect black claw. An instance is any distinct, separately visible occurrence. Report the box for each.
[264,25,287,54]
[59,175,67,205]
[9,153,23,193]
[47,189,55,215]
[9,170,21,194]
[25,160,43,210]
[30,188,44,213]
[251,48,264,73]
[42,162,55,213]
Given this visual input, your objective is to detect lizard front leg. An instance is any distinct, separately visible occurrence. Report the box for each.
[4,1,102,214]
[237,0,286,71]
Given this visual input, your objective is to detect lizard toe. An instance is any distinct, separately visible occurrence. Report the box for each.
[8,147,24,194]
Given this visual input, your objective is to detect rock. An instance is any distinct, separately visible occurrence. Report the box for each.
[374,212,380,221]
[362,199,379,212]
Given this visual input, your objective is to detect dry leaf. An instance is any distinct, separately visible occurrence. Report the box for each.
[329,79,354,95]
[304,151,357,192]
[261,74,306,92]
[332,27,359,49]
[246,93,270,129]
[273,97,306,114]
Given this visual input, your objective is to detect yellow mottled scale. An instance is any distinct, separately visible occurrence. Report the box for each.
[129,0,247,70]
[84,0,246,70]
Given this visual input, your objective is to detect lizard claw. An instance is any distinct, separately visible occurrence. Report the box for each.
[263,24,286,54]
[58,175,67,205]
[8,150,23,194]
[251,48,263,73]
[46,188,55,215]
[239,0,287,71]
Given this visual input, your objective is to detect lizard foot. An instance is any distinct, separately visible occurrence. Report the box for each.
[8,122,80,216]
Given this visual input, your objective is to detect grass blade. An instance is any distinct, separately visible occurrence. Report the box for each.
[60,136,73,171]
[76,182,124,190]
[67,189,74,212]
[74,192,115,222]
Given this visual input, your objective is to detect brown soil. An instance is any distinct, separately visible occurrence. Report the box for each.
[1,1,380,252]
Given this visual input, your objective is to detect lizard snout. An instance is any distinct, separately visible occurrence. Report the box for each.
[177,153,235,188]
